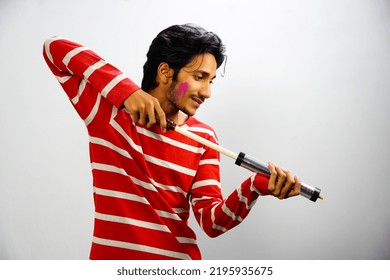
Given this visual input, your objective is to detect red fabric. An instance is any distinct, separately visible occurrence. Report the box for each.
[43,37,270,260]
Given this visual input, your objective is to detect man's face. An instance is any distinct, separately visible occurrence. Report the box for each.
[167,53,217,116]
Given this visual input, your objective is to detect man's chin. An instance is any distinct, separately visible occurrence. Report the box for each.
[180,108,196,117]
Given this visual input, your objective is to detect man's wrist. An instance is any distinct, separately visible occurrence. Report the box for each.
[253,173,271,196]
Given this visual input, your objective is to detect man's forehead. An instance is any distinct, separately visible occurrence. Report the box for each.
[184,53,217,75]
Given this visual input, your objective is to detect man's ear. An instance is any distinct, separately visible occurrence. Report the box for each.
[157,62,174,84]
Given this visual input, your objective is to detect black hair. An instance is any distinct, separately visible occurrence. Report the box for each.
[141,23,226,92]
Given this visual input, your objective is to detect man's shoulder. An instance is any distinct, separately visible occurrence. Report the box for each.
[185,117,219,142]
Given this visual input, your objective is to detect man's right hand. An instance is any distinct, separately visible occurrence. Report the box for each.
[123,89,167,132]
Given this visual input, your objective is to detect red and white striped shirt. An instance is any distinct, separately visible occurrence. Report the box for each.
[43,37,270,260]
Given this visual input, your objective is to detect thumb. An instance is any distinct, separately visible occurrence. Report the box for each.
[267,161,277,191]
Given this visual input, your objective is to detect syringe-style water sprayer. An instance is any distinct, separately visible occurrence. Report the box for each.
[234,152,322,201]
[166,120,323,202]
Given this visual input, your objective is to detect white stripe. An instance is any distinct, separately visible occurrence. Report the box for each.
[241,175,259,209]
[63,46,89,67]
[73,60,107,105]
[89,136,132,159]
[185,125,218,142]
[248,175,259,208]
[212,223,227,233]
[148,177,187,196]
[198,208,204,230]
[236,186,249,208]
[199,158,219,165]
[101,73,127,98]
[192,179,220,190]
[95,212,170,232]
[136,126,203,154]
[176,237,197,244]
[94,187,148,205]
[44,36,67,64]
[222,203,243,222]
[144,154,196,177]
[110,108,143,154]
[84,93,101,126]
[191,196,215,206]
[91,162,127,175]
[84,60,107,80]
[211,205,227,233]
[236,186,254,210]
[91,162,157,192]
[71,79,86,105]
[94,187,182,222]
[44,38,55,64]
[130,176,158,192]
[250,184,260,195]
[55,75,72,84]
[155,210,182,221]
[93,236,191,260]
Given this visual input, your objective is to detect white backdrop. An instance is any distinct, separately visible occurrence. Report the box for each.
[1,0,389,259]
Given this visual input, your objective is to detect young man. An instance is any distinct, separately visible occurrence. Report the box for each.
[43,24,300,260]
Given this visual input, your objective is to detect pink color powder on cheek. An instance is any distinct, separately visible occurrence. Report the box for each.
[177,82,189,99]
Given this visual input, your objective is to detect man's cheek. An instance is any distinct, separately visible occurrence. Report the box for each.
[176,82,189,100]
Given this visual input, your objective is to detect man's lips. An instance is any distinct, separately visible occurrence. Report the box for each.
[191,96,204,106]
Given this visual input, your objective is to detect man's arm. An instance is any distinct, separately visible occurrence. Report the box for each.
[190,132,300,238]
[43,37,166,130]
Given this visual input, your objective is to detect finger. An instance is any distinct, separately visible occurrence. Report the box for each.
[129,110,139,124]
[288,175,301,197]
[155,104,167,132]
[267,161,277,192]
[137,105,147,125]
[278,170,295,199]
[145,105,156,128]
[274,166,286,198]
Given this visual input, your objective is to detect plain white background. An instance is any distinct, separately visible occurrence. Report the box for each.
[0,0,389,260]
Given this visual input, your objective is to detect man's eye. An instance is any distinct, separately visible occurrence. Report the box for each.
[194,75,203,81]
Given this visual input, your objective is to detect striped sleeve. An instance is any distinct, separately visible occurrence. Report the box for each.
[42,37,140,121]
[190,128,271,238]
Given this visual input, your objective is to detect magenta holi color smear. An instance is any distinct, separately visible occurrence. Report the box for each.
[177,82,189,98]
